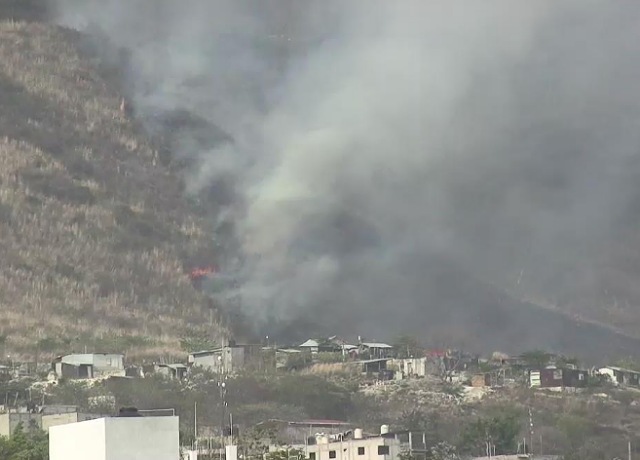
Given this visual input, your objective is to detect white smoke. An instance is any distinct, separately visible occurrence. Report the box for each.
[53,1,640,351]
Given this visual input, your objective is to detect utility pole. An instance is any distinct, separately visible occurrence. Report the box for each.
[528,407,534,457]
[629,440,632,460]
[194,401,198,450]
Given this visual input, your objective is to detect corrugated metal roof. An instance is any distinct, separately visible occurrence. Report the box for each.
[601,366,640,374]
[299,339,319,347]
[361,342,393,348]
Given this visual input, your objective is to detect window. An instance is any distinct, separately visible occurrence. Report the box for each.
[309,453,316,460]
[358,447,365,456]
[378,446,389,455]
[329,451,336,459]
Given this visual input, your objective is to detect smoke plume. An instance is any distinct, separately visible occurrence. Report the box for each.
[53,1,640,356]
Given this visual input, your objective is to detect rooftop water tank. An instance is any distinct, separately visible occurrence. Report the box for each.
[354,428,363,439]
[380,424,389,435]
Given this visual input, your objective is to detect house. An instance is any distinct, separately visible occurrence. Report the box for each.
[152,364,188,380]
[298,339,342,354]
[275,348,308,370]
[188,341,265,375]
[349,358,394,381]
[359,342,394,359]
[529,368,588,389]
[270,425,426,460]
[598,366,640,386]
[52,353,125,380]
[389,357,428,379]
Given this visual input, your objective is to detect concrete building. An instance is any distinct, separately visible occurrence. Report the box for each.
[52,353,125,379]
[42,411,101,432]
[188,342,264,375]
[149,363,188,380]
[389,358,428,379]
[0,412,42,437]
[49,414,179,460]
[271,425,426,460]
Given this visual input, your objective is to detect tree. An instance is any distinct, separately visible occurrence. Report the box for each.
[459,411,521,456]
[393,335,423,358]
[519,350,552,369]
[0,423,48,460]
[428,442,461,460]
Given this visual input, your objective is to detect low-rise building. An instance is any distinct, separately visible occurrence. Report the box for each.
[0,412,42,437]
[188,341,265,375]
[42,411,100,432]
[359,343,394,359]
[529,368,588,389]
[389,358,428,379]
[598,366,640,387]
[270,425,426,460]
[153,363,188,380]
[49,411,179,460]
[52,353,125,380]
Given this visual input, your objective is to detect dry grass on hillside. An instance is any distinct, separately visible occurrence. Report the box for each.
[0,20,226,359]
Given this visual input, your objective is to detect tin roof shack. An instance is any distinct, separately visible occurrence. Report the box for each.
[188,342,266,375]
[351,358,394,381]
[598,366,640,387]
[146,364,188,380]
[276,348,312,371]
[359,342,394,359]
[298,339,343,354]
[529,368,588,389]
[52,353,125,380]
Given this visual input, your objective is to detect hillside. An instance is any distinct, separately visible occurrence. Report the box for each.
[0,20,226,358]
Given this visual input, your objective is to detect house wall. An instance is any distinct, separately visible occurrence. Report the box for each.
[390,358,428,378]
[288,437,401,460]
[59,354,124,378]
[0,413,42,437]
[42,413,98,432]
[562,369,588,388]
[49,416,179,460]
[192,347,246,374]
[539,369,564,388]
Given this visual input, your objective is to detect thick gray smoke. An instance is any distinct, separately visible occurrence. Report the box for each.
[54,1,640,354]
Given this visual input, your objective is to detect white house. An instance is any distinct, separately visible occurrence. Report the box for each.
[389,357,428,379]
[270,425,426,460]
